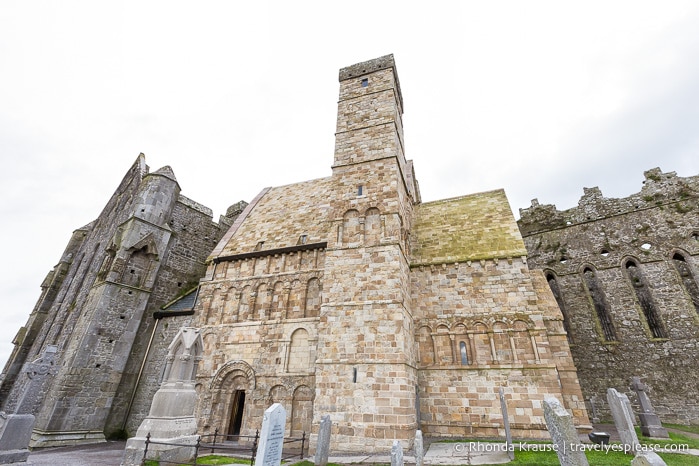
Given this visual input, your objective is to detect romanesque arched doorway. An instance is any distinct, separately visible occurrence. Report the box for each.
[209,361,256,438]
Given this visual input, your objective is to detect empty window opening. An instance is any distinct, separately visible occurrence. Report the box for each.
[625,261,666,338]
[559,256,568,264]
[547,273,573,343]
[361,78,368,87]
[672,253,699,315]
[583,268,617,341]
[357,185,363,196]
[641,243,652,250]
[297,234,308,245]
[254,241,265,252]
[600,249,610,257]
[352,367,358,383]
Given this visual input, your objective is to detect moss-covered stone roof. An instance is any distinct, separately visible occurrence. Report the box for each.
[411,189,527,265]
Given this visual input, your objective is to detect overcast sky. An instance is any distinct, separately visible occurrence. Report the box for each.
[2,1,699,367]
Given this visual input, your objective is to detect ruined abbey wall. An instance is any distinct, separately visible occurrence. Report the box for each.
[518,168,699,424]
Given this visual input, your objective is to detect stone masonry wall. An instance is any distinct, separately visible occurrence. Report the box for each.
[518,168,699,423]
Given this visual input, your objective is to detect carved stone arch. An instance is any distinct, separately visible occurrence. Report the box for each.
[291,385,314,436]
[210,360,256,391]
[434,324,452,364]
[623,257,666,338]
[364,207,382,246]
[268,384,288,405]
[126,232,160,258]
[270,280,286,320]
[671,249,699,315]
[304,277,321,318]
[222,285,239,324]
[544,270,573,342]
[472,322,492,365]
[512,319,536,363]
[342,209,361,246]
[253,282,270,320]
[416,325,434,365]
[287,327,312,372]
[492,321,512,363]
[581,264,617,341]
[287,279,304,319]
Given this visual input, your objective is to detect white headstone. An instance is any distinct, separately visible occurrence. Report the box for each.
[414,430,424,466]
[255,403,287,466]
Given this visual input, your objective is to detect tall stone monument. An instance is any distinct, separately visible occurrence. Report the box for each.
[121,328,203,466]
[630,377,669,438]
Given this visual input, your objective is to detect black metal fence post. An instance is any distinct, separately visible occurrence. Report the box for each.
[141,432,151,466]
[251,429,259,466]
[301,432,306,460]
[211,427,219,454]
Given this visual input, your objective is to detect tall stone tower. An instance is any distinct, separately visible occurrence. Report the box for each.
[314,55,420,449]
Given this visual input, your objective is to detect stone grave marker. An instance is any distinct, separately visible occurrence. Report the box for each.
[390,440,404,466]
[630,377,669,438]
[499,387,515,460]
[414,430,424,466]
[607,388,640,454]
[255,403,287,466]
[315,414,331,466]
[543,397,589,466]
[631,450,667,466]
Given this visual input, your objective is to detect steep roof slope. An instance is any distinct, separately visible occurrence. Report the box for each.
[411,189,526,265]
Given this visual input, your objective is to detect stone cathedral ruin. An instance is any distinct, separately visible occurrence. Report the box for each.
[1,55,697,453]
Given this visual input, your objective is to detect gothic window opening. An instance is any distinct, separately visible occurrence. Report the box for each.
[546,272,573,343]
[361,78,368,87]
[625,260,666,339]
[582,267,617,341]
[672,253,699,315]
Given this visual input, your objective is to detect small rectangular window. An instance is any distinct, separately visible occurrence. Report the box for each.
[357,185,363,196]
[297,234,308,245]
[361,78,368,87]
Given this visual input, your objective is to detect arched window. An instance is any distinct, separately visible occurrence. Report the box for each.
[459,341,469,365]
[625,260,666,338]
[582,267,617,341]
[546,272,573,343]
[672,253,699,315]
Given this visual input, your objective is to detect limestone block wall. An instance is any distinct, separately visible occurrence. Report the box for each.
[518,168,699,423]
[412,259,589,438]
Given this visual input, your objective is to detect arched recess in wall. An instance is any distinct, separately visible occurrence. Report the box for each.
[492,321,512,363]
[253,283,269,320]
[434,325,452,364]
[270,281,285,320]
[416,326,434,365]
[545,271,573,343]
[582,266,617,342]
[268,384,287,406]
[222,286,239,324]
[237,285,251,321]
[209,360,256,437]
[364,207,382,246]
[671,252,699,315]
[291,385,314,436]
[341,209,361,246]
[287,280,304,319]
[453,323,470,365]
[304,277,321,318]
[624,259,666,339]
[121,244,155,288]
[287,328,311,372]
[472,322,492,365]
[512,320,536,363]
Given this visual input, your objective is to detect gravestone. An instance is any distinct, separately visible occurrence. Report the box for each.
[255,403,287,466]
[630,377,669,438]
[543,397,589,466]
[0,412,35,464]
[390,440,404,466]
[314,414,331,466]
[414,430,424,466]
[607,388,640,454]
[17,345,58,415]
[499,387,515,460]
[631,451,667,466]
[588,395,600,423]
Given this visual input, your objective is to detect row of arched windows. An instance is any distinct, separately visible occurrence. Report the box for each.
[204,277,322,324]
[340,208,383,246]
[547,252,699,342]
[416,321,539,366]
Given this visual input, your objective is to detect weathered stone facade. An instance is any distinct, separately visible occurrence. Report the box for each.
[0,155,244,446]
[518,168,699,424]
[2,55,592,451]
[192,55,589,453]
